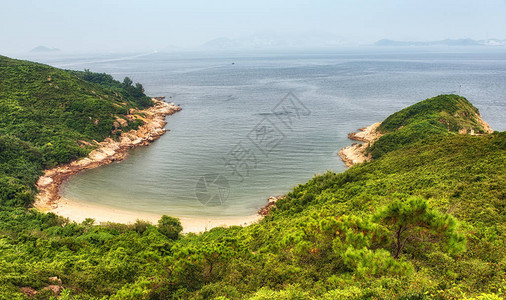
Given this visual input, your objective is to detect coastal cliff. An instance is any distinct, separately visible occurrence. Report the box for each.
[35,99,181,210]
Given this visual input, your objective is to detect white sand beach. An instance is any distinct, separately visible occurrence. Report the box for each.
[48,198,262,233]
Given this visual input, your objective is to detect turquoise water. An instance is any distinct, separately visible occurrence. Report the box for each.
[25,49,506,218]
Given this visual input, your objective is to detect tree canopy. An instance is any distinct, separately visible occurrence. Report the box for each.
[374,197,466,258]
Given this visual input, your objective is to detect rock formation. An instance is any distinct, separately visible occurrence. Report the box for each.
[35,99,181,210]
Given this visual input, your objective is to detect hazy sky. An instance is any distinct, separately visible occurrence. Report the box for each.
[1,0,506,53]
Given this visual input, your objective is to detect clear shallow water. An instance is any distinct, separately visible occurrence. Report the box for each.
[23,49,506,218]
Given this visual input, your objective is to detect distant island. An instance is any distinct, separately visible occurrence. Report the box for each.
[30,45,61,53]
[373,38,506,47]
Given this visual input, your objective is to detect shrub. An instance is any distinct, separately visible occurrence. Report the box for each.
[157,215,183,240]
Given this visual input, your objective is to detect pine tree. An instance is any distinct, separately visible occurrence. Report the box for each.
[373,197,465,258]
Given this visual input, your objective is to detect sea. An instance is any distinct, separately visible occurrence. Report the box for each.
[18,48,506,218]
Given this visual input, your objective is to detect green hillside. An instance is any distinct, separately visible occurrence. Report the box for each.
[370,94,492,159]
[0,56,504,299]
[0,55,152,207]
[1,131,504,299]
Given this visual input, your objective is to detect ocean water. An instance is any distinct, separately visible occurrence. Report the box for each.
[23,49,506,218]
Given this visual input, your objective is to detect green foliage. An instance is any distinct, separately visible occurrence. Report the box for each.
[68,71,152,109]
[248,285,311,300]
[0,131,503,299]
[0,55,153,207]
[341,248,413,277]
[378,94,480,133]
[371,94,490,159]
[157,215,183,240]
[122,76,133,87]
[374,197,466,258]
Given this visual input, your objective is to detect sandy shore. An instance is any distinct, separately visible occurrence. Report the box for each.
[338,122,382,167]
[51,198,262,233]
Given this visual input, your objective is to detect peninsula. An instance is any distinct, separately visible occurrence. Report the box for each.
[339,94,494,167]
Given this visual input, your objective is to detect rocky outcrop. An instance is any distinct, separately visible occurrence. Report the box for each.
[457,114,493,135]
[44,285,63,295]
[20,276,63,297]
[477,116,494,134]
[20,287,38,297]
[338,122,382,167]
[35,99,181,210]
[258,196,285,216]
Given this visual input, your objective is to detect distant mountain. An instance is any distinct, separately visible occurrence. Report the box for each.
[30,45,61,53]
[201,32,348,50]
[482,38,506,46]
[373,38,506,47]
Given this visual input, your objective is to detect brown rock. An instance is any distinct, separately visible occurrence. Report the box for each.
[115,117,128,127]
[20,287,38,297]
[44,285,63,295]
[258,196,285,216]
[339,122,382,167]
[49,276,62,284]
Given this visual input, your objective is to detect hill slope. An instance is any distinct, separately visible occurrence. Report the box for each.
[0,55,152,206]
[2,131,504,299]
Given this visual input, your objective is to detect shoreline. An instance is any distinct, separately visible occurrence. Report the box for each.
[51,198,262,233]
[338,122,382,167]
[34,98,264,233]
[34,100,387,231]
[34,99,181,212]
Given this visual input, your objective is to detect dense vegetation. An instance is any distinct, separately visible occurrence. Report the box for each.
[0,56,504,299]
[0,55,152,207]
[370,94,491,159]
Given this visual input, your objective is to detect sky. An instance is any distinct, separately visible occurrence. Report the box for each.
[1,0,506,54]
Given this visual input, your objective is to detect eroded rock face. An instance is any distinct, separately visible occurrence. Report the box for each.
[35,99,181,210]
[115,117,128,127]
[37,176,53,187]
